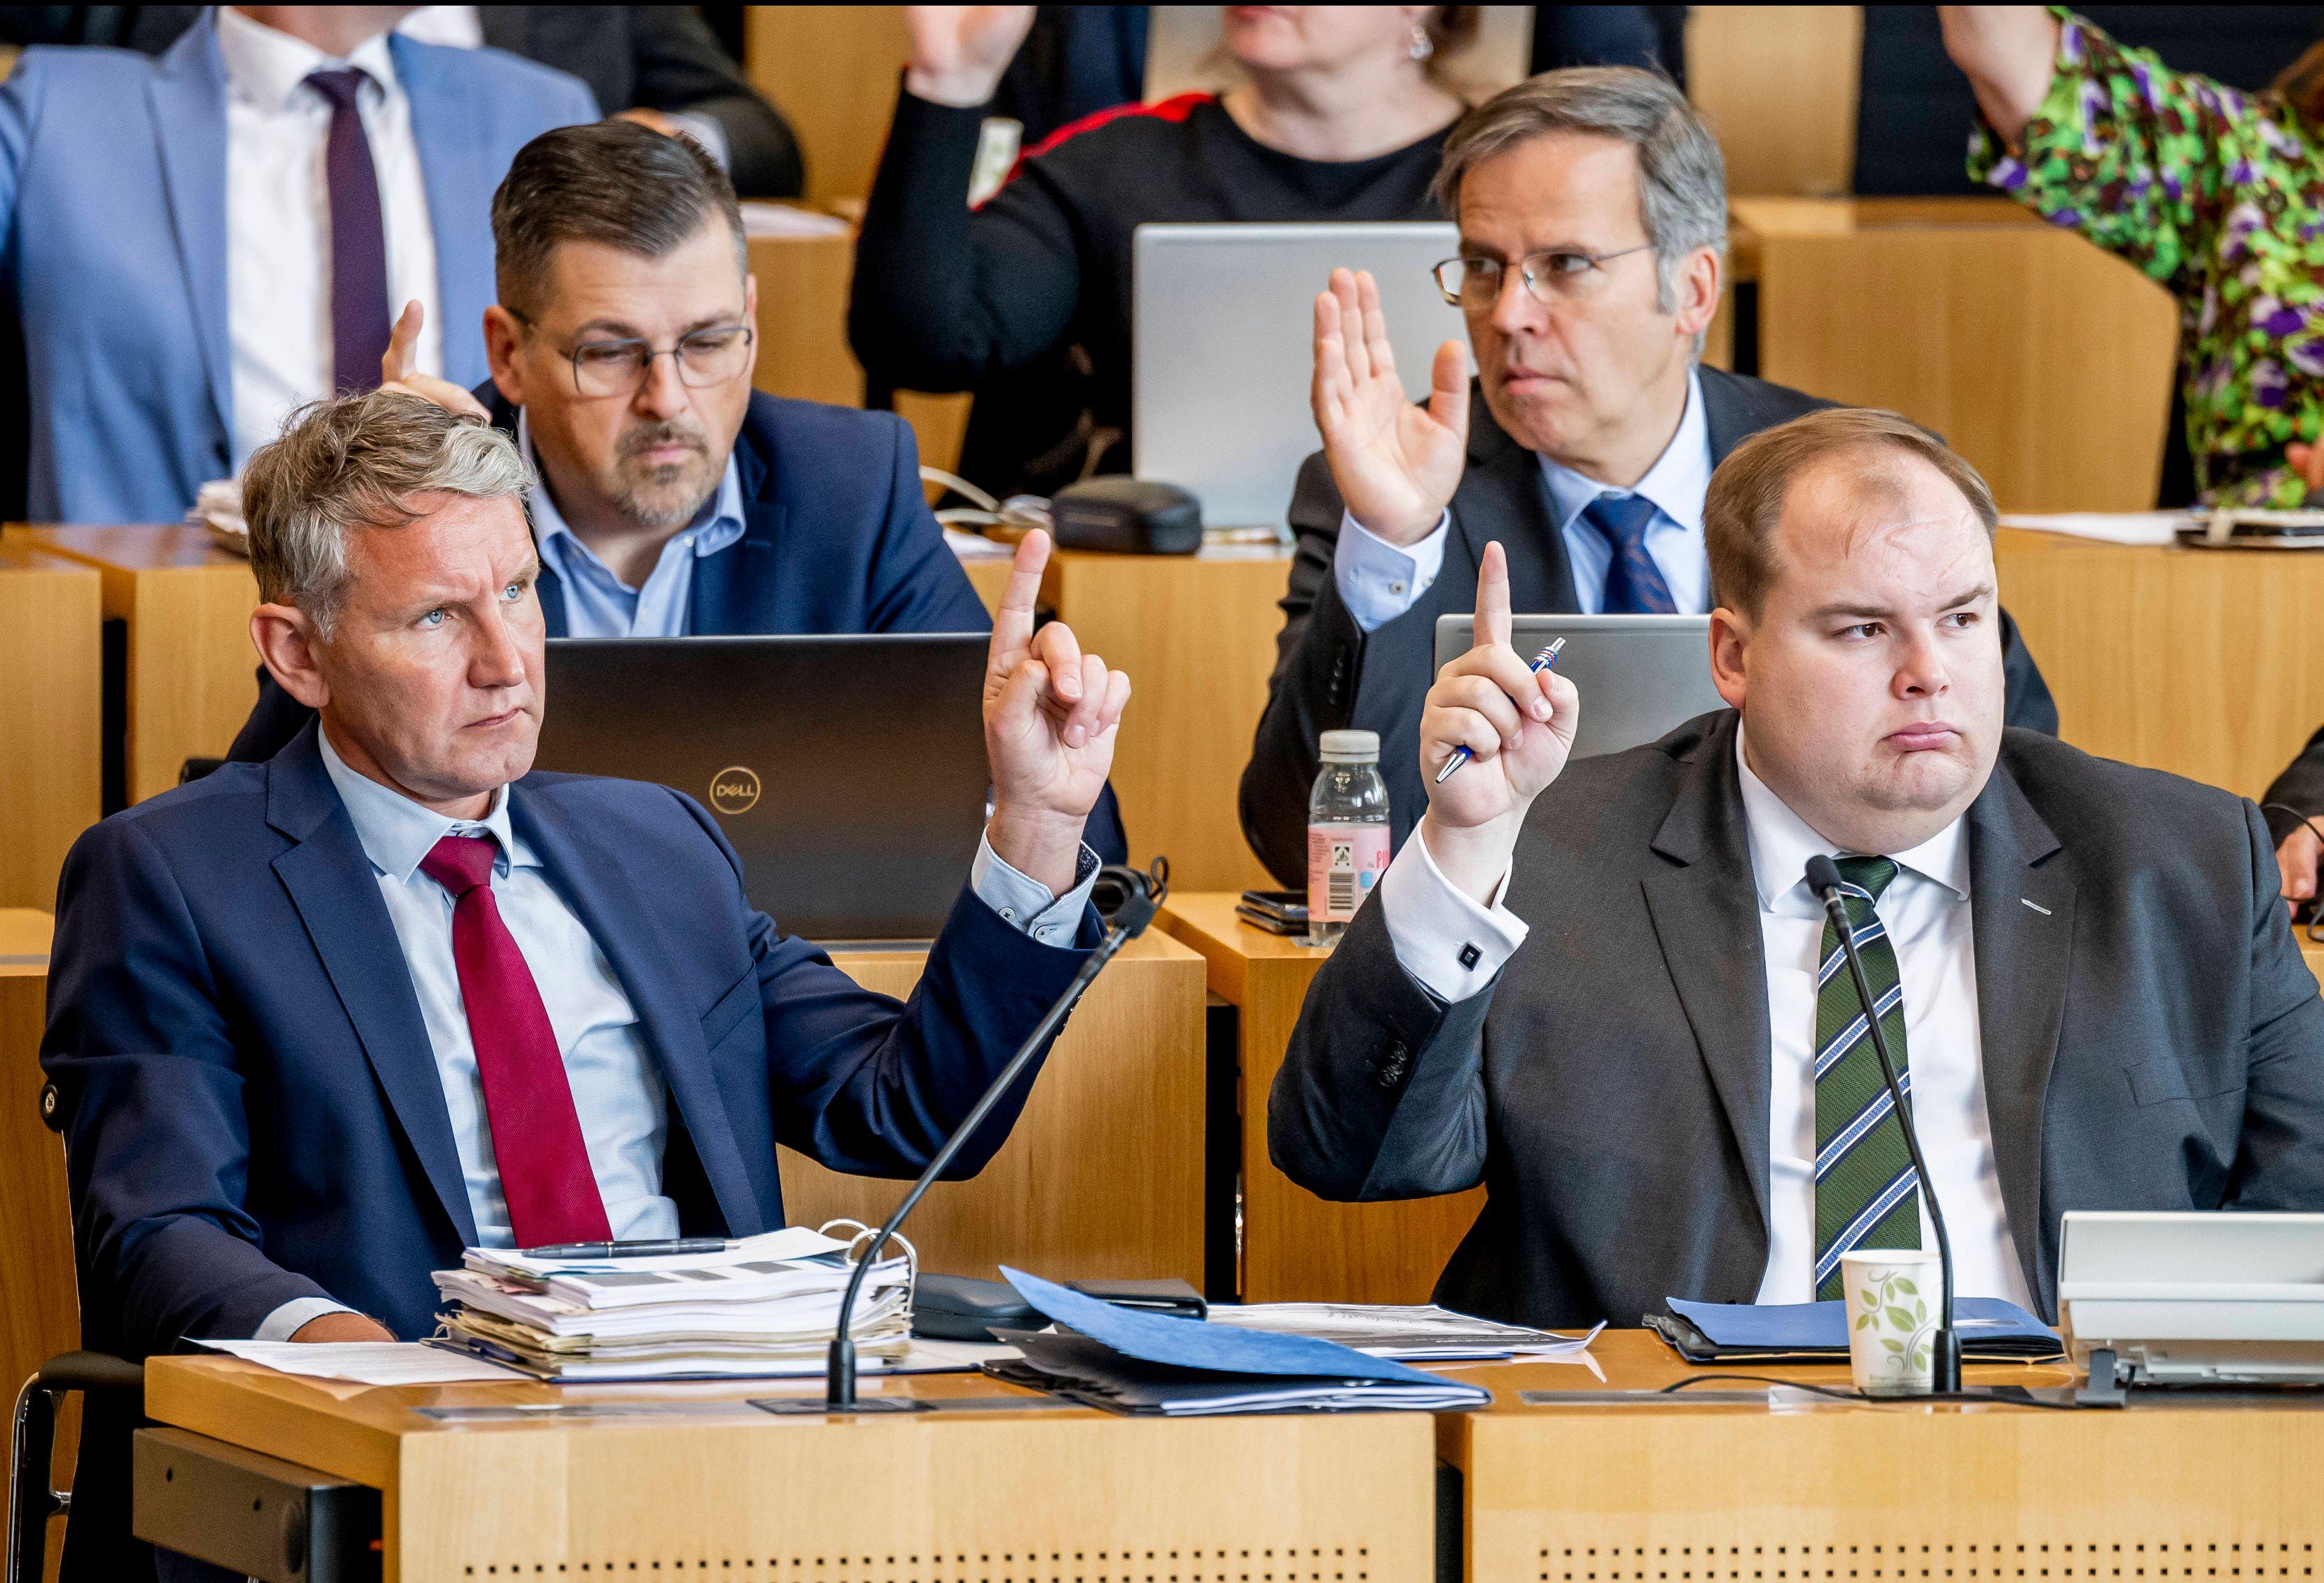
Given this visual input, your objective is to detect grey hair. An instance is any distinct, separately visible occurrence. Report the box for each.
[1432,67,1728,338]
[244,389,534,638]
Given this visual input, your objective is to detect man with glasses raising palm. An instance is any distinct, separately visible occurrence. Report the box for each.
[227,120,1130,861]
[1239,68,2055,886]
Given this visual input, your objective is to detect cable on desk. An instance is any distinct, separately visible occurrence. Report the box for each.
[1659,1372,2080,1409]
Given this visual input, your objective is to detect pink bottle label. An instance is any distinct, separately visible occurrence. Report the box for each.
[1308,824,1391,923]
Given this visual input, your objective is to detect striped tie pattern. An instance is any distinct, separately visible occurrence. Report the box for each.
[1811,855,1918,1299]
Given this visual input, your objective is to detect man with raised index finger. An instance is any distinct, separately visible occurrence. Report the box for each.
[1238,67,2058,886]
[43,389,1128,1580]
[1268,407,2324,1330]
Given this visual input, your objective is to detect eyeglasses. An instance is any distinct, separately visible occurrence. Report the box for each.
[1432,244,1655,307]
[514,312,756,398]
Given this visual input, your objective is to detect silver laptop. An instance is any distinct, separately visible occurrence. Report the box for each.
[1132,221,1462,529]
[1432,614,1727,761]
[2059,1211,2324,1387]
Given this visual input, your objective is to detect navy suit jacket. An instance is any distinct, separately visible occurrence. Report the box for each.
[227,387,1131,862]
[42,724,1102,1355]
[0,14,596,522]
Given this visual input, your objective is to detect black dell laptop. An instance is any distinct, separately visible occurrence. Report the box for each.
[532,633,991,943]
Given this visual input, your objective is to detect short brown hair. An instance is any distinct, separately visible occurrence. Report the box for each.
[491,120,746,319]
[1703,408,1999,618]
[244,389,532,637]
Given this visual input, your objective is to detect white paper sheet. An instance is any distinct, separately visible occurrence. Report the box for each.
[198,1340,526,1385]
[1996,511,2191,546]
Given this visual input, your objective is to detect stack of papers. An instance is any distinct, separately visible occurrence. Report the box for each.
[430,1228,915,1381]
[987,1269,1492,1416]
[186,478,248,555]
[1649,1294,2063,1364]
[1207,1302,1600,1361]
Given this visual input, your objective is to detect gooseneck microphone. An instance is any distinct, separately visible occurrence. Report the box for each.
[817,858,1168,1412]
[1804,854,1962,1395]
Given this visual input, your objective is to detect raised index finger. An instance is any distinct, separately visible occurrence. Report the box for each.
[988,527,1049,680]
[1476,539,1512,650]
[382,300,424,387]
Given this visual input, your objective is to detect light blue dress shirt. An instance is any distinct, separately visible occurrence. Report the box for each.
[520,410,749,637]
[1332,371,1713,630]
[256,731,1098,1339]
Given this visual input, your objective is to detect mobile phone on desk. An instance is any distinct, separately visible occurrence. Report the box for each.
[1237,889,1308,935]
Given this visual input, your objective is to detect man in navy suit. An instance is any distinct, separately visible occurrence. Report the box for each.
[0,5,597,522]
[46,387,1126,1574]
[228,118,1130,859]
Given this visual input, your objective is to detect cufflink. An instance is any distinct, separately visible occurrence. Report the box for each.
[1458,942,1481,970]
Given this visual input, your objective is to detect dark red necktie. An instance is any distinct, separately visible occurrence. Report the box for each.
[419,834,611,1246]
[303,68,390,394]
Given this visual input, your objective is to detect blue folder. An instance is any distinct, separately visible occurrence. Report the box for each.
[1658,1294,2061,1360]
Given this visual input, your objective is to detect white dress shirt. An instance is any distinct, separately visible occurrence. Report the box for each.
[1332,372,1711,631]
[218,7,446,471]
[1375,723,2036,1310]
[256,731,1098,1339]
[520,411,750,637]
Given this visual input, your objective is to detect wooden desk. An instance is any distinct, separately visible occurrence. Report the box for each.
[1446,1330,2321,1580]
[0,911,71,1414]
[1044,548,1292,894]
[144,1355,1436,1582]
[1161,892,1483,1305]
[0,537,100,908]
[27,525,258,806]
[1730,198,2180,513]
[1993,528,2324,802]
[780,931,1209,1287]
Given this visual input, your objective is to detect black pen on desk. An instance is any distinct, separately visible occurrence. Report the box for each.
[1434,638,1565,784]
[518,1238,736,1260]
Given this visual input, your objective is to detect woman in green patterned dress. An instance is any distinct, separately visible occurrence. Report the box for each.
[1944,6,2324,507]
[1944,6,2324,903]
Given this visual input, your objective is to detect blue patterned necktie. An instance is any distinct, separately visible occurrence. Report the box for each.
[1579,491,1678,614]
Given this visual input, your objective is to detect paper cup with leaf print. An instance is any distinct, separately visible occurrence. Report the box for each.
[1841,1250,1943,1397]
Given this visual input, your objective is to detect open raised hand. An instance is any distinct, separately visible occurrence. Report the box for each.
[904,6,1038,106]
[1312,266,1470,547]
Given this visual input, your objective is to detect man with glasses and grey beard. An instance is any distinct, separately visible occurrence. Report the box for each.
[1237,68,2056,886]
[228,117,1129,858]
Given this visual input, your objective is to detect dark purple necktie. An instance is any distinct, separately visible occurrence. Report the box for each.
[1581,491,1678,614]
[304,68,390,394]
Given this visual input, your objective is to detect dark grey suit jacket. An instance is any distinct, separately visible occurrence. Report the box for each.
[1237,368,2062,886]
[1268,711,2324,1327]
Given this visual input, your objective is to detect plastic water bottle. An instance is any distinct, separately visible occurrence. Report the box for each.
[1307,729,1390,946]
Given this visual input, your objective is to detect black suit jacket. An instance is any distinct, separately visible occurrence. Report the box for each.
[1269,711,2324,1328]
[0,6,803,198]
[1238,368,2061,886]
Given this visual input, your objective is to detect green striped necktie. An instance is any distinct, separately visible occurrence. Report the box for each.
[1811,855,1918,1301]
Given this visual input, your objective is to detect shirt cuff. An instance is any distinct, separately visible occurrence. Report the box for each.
[663,110,732,172]
[253,1295,359,1343]
[971,830,1100,948]
[1377,823,1528,1003]
[1332,509,1451,632]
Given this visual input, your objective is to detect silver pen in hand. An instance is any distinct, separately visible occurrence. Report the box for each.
[1434,638,1565,784]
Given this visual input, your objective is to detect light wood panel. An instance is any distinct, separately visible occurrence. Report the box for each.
[29,525,258,805]
[1448,1333,2321,1583]
[1043,548,1290,894]
[1161,892,1485,1305]
[146,1355,1434,1583]
[1689,8,1865,198]
[745,7,911,210]
[1993,528,2324,802]
[1734,198,2181,513]
[0,537,100,908]
[0,912,72,1404]
[778,930,1208,1285]
[957,552,1012,614]
[747,228,865,408]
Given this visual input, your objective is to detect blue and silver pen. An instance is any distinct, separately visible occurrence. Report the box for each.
[1434,637,1565,784]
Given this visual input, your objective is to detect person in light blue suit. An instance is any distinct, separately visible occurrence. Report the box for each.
[0,6,597,523]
